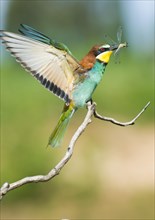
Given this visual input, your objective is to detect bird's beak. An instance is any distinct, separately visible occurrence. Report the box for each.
[110,44,118,51]
[110,42,127,51]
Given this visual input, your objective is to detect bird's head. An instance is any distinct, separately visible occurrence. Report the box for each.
[80,42,127,69]
[95,42,127,64]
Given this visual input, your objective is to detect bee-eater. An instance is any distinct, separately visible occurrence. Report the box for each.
[0,24,127,147]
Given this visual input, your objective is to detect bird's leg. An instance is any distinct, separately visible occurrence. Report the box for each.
[86,98,93,105]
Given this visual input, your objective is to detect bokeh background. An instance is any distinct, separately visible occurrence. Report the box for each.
[0,0,154,219]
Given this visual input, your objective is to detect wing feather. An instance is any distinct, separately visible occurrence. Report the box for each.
[1,31,82,104]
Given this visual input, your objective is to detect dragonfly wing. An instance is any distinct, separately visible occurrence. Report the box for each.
[117,26,123,44]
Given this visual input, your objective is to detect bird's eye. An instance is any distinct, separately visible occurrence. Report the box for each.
[98,44,110,53]
[99,47,105,52]
[98,47,109,54]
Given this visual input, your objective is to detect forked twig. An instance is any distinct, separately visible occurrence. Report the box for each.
[94,101,150,126]
[0,101,150,199]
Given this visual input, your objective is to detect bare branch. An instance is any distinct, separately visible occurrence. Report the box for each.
[94,101,150,126]
[0,101,150,199]
[0,101,95,200]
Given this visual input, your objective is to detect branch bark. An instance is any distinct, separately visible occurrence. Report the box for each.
[0,101,150,200]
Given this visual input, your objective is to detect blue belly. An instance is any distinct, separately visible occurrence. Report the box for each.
[72,61,106,108]
[72,79,97,107]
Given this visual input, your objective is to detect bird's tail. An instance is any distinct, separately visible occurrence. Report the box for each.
[48,103,76,148]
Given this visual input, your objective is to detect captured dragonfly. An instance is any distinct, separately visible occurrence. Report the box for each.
[115,26,127,55]
[104,26,127,62]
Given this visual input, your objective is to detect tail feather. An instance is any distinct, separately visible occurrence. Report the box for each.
[48,104,75,148]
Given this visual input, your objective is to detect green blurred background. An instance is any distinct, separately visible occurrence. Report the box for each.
[0,0,154,219]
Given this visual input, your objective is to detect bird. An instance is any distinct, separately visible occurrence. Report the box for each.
[0,24,127,147]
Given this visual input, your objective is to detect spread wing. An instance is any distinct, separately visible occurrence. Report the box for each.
[0,24,83,104]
